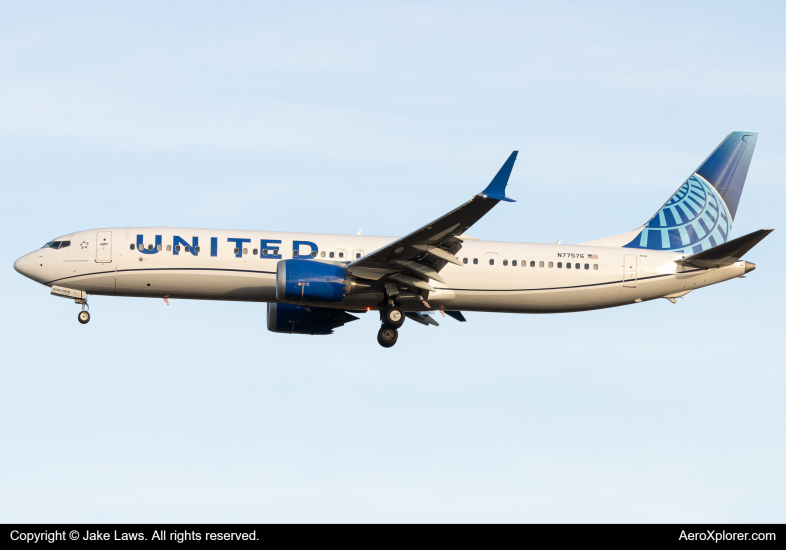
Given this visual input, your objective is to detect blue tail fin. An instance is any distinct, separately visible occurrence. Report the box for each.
[623,132,758,253]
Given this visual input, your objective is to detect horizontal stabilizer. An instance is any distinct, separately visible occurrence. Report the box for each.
[675,229,773,269]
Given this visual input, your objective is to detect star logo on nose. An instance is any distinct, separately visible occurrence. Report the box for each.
[80,241,89,249]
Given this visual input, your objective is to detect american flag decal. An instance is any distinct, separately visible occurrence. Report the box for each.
[163,297,170,305]
[588,254,598,259]
[422,300,430,309]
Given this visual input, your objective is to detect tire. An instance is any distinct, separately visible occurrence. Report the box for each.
[78,311,90,324]
[377,325,398,348]
[383,307,405,329]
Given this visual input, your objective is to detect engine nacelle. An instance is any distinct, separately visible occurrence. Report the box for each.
[276,259,354,303]
[267,303,357,335]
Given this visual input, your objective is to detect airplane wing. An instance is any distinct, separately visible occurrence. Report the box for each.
[345,151,518,292]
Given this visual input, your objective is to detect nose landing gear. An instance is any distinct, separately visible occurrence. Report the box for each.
[76,297,90,324]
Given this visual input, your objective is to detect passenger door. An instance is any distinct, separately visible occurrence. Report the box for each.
[623,254,637,287]
[484,252,499,279]
[96,231,112,263]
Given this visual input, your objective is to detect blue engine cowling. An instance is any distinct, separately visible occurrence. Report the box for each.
[276,259,354,303]
[267,303,358,335]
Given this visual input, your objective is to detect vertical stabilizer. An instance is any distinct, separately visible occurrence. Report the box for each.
[695,132,757,220]
[583,132,757,252]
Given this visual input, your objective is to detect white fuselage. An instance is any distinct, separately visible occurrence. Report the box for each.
[15,227,747,313]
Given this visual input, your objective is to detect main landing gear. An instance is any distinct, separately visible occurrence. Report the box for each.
[382,306,405,329]
[377,325,398,348]
[377,306,405,348]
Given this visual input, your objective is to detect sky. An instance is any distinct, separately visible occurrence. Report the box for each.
[1,1,785,522]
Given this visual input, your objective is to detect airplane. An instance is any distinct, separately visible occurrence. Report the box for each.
[13,131,772,348]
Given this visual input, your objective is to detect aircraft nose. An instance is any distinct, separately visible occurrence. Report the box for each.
[13,254,36,281]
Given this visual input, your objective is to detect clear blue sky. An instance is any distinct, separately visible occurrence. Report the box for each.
[1,1,784,522]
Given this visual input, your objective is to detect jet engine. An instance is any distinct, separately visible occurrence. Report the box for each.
[267,303,358,335]
[276,259,357,303]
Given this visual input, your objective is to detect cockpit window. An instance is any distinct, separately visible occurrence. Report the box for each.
[41,240,70,249]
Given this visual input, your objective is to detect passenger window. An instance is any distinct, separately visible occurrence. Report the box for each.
[130,244,135,250]
[194,246,200,253]
[548,261,553,268]
[503,260,508,266]
[584,263,589,270]
[489,259,494,265]
[593,264,598,270]
[355,253,361,259]
[312,251,318,258]
[234,248,239,254]
[148,244,153,251]
[253,248,258,255]
[185,245,191,252]
[273,249,279,255]
[463,258,468,264]
[530,261,535,267]
[157,244,162,251]
[473,258,478,265]
[338,252,344,258]
[321,251,326,258]
[167,245,172,252]
[512,260,517,266]
[262,249,268,256]
[557,262,562,268]
[567,263,571,269]
[240,248,245,254]
[329,252,334,258]
[293,250,299,257]
[539,261,544,268]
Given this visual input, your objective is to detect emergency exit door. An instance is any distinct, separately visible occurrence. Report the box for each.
[96,231,112,263]
[623,254,637,287]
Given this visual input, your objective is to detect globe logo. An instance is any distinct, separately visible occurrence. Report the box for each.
[624,174,732,254]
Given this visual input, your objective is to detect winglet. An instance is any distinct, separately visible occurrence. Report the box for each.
[479,151,518,202]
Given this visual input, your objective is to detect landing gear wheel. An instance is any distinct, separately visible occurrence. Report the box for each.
[383,307,405,329]
[377,325,398,348]
[78,311,90,324]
